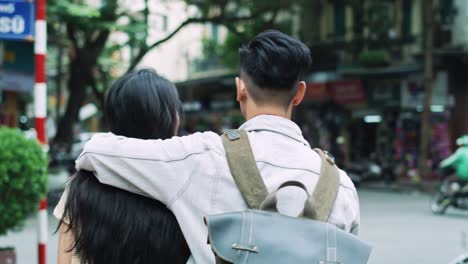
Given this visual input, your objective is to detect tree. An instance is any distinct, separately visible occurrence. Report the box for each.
[418,0,435,179]
[49,0,297,147]
[48,0,118,145]
[201,6,296,70]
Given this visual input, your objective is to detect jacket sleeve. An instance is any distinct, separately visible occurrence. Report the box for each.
[75,132,219,204]
[440,149,461,169]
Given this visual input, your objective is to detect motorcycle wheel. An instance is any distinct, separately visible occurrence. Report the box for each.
[431,192,450,215]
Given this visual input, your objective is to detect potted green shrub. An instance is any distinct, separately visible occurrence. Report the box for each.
[357,49,391,67]
[0,127,48,264]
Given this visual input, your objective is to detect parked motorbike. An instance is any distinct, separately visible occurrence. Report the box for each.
[431,169,468,214]
[346,155,397,187]
[49,132,96,175]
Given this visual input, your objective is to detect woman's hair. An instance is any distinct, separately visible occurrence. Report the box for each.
[105,69,181,139]
[58,69,189,264]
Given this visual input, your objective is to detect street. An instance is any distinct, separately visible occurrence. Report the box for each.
[0,189,467,264]
[359,190,468,264]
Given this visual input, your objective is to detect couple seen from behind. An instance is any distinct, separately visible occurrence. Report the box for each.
[55,30,361,264]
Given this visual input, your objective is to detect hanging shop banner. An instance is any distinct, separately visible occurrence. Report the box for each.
[0,0,35,41]
[329,79,367,105]
[304,82,329,101]
[2,41,34,92]
[401,71,450,109]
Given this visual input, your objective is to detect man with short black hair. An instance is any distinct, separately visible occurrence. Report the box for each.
[238,30,312,109]
[76,30,360,263]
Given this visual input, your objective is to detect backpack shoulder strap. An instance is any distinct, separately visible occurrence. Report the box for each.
[305,149,341,222]
[221,129,268,209]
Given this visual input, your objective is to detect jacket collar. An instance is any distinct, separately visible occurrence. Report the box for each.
[239,115,310,147]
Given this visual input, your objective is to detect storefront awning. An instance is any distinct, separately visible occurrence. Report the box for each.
[337,64,422,76]
[176,72,237,89]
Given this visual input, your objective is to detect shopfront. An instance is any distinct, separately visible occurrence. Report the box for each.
[0,41,35,129]
[296,77,368,167]
[175,73,243,135]
[299,68,454,181]
[396,72,453,179]
[176,68,455,182]
[0,0,36,129]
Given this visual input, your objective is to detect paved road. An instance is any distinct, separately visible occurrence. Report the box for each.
[359,190,468,264]
[0,170,66,264]
[0,189,467,264]
[0,214,59,264]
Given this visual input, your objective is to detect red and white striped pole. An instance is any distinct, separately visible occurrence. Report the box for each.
[34,0,47,263]
[37,199,47,264]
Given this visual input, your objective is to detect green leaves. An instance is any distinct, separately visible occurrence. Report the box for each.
[357,49,391,67]
[65,3,100,18]
[197,0,296,70]
[0,127,48,236]
[48,0,100,21]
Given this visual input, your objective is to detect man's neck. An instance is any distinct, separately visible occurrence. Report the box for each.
[245,106,292,121]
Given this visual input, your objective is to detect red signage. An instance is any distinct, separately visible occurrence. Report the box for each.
[328,79,367,105]
[305,83,329,101]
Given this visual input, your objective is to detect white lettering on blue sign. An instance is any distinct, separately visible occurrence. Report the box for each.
[0,4,15,14]
[0,15,25,34]
[0,1,34,41]
[12,15,25,33]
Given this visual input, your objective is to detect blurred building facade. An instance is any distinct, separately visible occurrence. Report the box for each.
[109,0,229,82]
[174,0,468,182]
[0,0,465,182]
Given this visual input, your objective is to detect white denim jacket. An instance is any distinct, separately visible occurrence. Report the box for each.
[75,115,360,264]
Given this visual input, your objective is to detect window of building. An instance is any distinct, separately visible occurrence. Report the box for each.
[334,0,346,40]
[150,14,168,33]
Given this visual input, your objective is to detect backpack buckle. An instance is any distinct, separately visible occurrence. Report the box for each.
[232,243,259,253]
[225,130,241,141]
[323,151,335,165]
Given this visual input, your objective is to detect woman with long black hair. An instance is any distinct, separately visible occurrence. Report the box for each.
[55,69,190,264]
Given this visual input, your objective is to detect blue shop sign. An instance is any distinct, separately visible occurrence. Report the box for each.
[0,0,35,41]
[2,41,34,92]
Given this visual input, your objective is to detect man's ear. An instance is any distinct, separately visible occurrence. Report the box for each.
[291,81,306,107]
[236,77,247,102]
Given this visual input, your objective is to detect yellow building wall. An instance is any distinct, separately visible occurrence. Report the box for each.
[345,6,353,41]
[320,2,335,41]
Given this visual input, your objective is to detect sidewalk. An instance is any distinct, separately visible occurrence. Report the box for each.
[48,168,69,191]
[47,168,69,209]
[0,168,68,264]
[0,214,59,264]
[360,179,440,194]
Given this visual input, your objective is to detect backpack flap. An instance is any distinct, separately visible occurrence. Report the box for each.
[205,209,372,264]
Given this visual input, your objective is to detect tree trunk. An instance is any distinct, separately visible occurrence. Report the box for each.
[449,57,468,148]
[418,0,434,179]
[54,53,93,147]
[53,25,110,148]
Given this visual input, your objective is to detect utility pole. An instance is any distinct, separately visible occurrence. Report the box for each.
[418,0,434,179]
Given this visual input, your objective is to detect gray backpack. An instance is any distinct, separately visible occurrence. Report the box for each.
[204,129,372,264]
